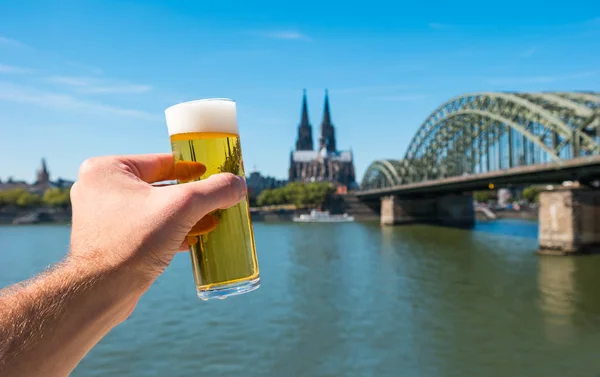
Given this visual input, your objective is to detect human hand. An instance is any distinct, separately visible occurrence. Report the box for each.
[68,153,246,291]
[0,153,245,377]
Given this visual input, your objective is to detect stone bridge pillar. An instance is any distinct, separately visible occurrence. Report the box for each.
[539,188,600,254]
[380,196,436,225]
[380,193,474,227]
[380,196,396,226]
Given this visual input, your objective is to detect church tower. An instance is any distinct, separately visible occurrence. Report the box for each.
[319,89,337,153]
[289,89,355,187]
[36,158,50,185]
[295,89,314,151]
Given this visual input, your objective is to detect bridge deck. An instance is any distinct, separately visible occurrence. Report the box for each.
[357,155,600,198]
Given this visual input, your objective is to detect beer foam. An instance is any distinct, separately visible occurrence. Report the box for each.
[165,98,238,136]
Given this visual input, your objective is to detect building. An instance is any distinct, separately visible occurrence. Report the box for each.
[246,171,286,196]
[289,90,356,188]
[0,159,75,194]
[34,158,52,192]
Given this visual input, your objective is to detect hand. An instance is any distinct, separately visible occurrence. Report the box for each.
[68,153,246,290]
[0,153,246,377]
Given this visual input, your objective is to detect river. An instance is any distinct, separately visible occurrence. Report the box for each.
[2,220,600,376]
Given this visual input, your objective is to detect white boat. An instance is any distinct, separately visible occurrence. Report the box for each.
[293,210,355,223]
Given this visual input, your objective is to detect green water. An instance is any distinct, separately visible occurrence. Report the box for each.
[2,221,600,376]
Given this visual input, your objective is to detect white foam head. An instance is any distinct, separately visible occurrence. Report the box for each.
[164,98,238,136]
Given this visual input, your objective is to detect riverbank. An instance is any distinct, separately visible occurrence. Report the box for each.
[0,207,71,225]
[0,205,539,224]
[1,206,300,224]
[250,206,303,222]
[475,208,538,221]
[496,209,538,220]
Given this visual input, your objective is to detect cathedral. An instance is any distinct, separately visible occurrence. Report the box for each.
[289,90,356,189]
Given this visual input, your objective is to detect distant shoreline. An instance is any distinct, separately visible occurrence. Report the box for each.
[1,206,539,225]
[0,207,72,225]
[476,208,538,221]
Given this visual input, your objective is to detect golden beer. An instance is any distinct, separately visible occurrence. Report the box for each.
[165,99,259,300]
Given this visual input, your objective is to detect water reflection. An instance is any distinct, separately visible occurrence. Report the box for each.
[268,224,345,376]
[538,256,577,343]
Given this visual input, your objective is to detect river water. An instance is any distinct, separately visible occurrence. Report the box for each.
[2,220,600,376]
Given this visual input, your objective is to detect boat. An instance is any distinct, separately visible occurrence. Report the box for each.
[293,209,355,223]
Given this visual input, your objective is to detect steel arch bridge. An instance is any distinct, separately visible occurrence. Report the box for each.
[361,91,600,190]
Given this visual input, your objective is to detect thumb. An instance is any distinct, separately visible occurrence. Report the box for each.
[172,173,247,220]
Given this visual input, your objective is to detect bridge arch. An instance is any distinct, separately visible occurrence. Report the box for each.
[360,91,600,190]
[362,160,400,189]
[405,92,599,162]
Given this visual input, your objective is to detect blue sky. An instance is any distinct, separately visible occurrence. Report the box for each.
[1,0,599,182]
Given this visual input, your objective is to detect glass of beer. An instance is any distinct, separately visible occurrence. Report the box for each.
[164,99,260,300]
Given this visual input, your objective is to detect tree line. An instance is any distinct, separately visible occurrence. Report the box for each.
[256,182,335,207]
[473,185,541,204]
[0,188,71,208]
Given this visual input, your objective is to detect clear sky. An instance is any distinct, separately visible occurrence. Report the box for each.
[1,0,599,183]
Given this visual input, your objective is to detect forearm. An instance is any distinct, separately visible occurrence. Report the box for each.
[0,257,143,377]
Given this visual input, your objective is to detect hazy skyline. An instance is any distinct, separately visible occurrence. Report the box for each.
[1,0,599,182]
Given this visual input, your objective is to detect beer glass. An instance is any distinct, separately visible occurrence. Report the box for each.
[164,99,260,300]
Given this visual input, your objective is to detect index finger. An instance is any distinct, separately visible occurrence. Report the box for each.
[118,153,177,183]
[118,154,207,184]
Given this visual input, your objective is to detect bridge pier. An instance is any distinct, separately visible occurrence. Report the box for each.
[539,188,600,255]
[380,193,474,227]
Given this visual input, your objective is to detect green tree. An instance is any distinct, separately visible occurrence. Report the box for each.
[15,191,42,207]
[0,188,39,207]
[284,182,307,206]
[43,188,71,207]
[256,181,334,207]
[521,186,540,203]
[0,189,17,206]
[305,182,334,206]
[257,189,275,206]
[473,190,496,203]
[271,188,287,205]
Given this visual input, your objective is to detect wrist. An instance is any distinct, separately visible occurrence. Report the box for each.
[66,245,156,292]
[59,254,145,324]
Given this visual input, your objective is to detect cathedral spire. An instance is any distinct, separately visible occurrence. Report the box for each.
[41,158,48,175]
[320,89,336,153]
[322,89,332,128]
[36,158,50,185]
[300,88,310,128]
[295,89,314,151]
